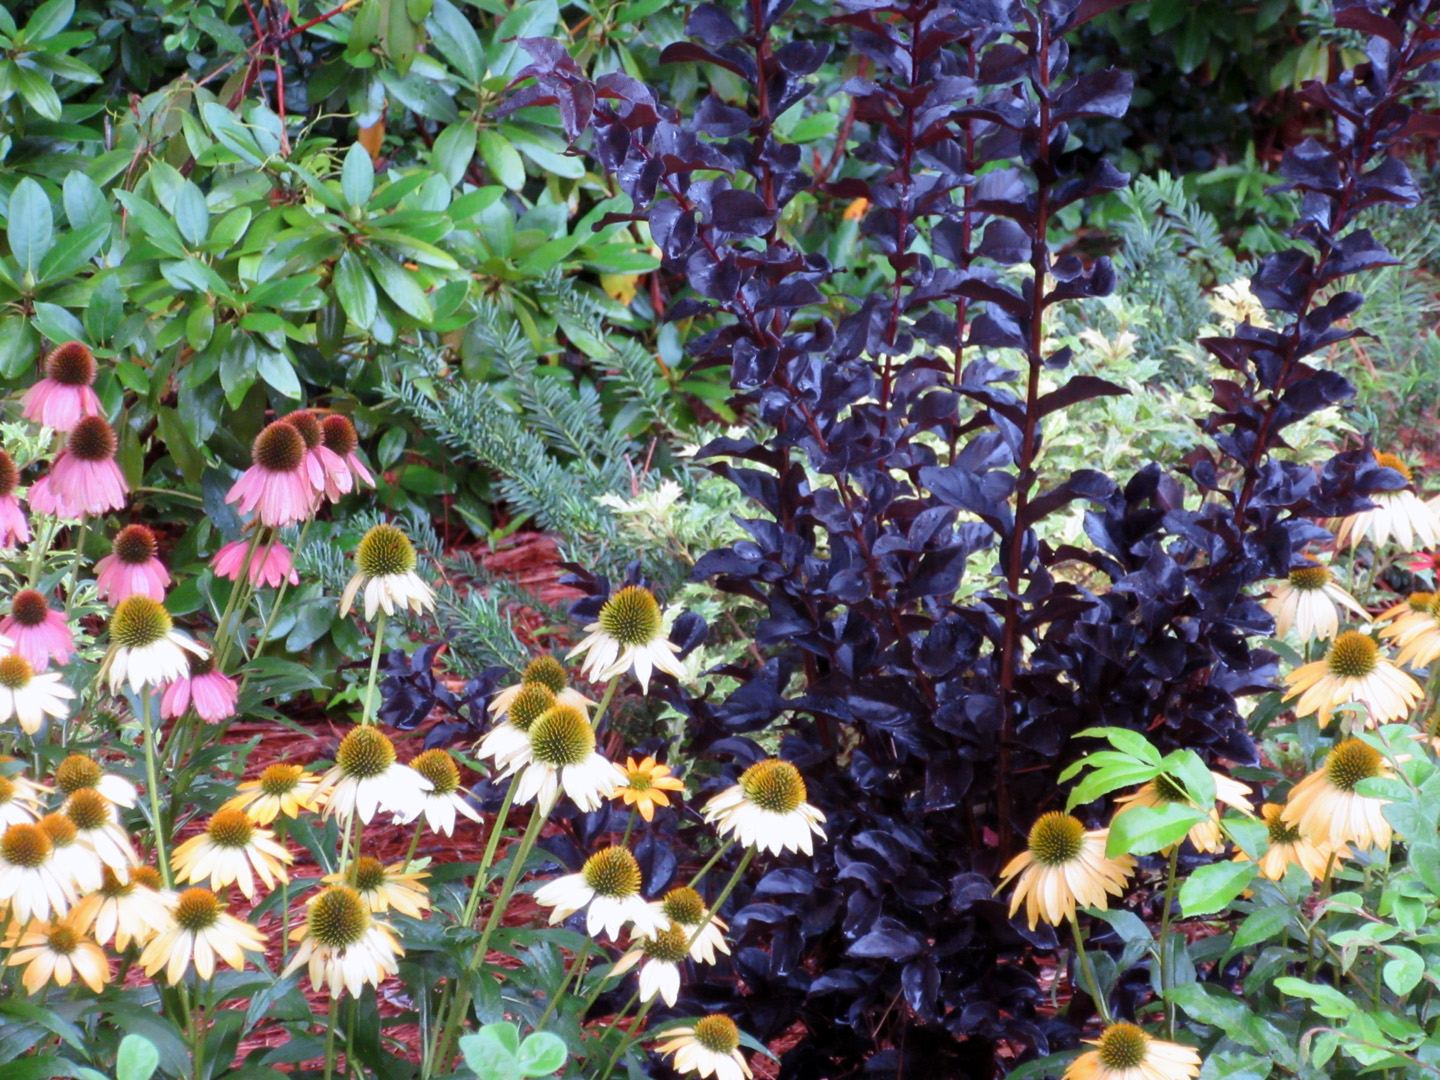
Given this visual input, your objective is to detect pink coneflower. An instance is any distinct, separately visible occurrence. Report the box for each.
[1406,552,1440,575]
[0,591,73,672]
[280,410,348,500]
[28,416,127,519]
[224,421,316,527]
[211,534,300,589]
[321,416,375,490]
[21,342,102,432]
[160,652,238,724]
[0,451,29,549]
[94,525,170,606]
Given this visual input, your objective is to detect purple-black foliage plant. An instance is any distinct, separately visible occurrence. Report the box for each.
[502,0,1440,1075]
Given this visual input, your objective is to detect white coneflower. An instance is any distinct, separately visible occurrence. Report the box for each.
[0,821,75,922]
[62,788,139,871]
[1333,452,1440,552]
[654,1015,753,1080]
[0,653,74,735]
[534,846,664,941]
[1111,770,1254,854]
[486,655,594,720]
[318,727,432,825]
[1282,738,1395,852]
[170,809,292,900]
[285,884,403,998]
[1064,1022,1201,1080]
[701,760,827,856]
[996,813,1136,931]
[1263,563,1367,642]
[567,585,685,691]
[39,811,103,894]
[1388,593,1440,671]
[513,704,625,814]
[407,749,482,834]
[140,886,267,983]
[612,924,695,1007]
[340,524,435,621]
[323,856,430,918]
[477,682,558,775]
[54,753,136,809]
[1283,630,1422,728]
[652,886,730,965]
[98,596,207,694]
[0,772,42,829]
[70,866,172,951]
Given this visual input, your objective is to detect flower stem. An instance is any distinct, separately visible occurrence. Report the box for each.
[360,611,386,726]
[1068,911,1112,1026]
[688,838,736,889]
[140,691,174,887]
[26,517,55,590]
[461,774,520,928]
[323,996,340,1080]
[619,807,637,849]
[1157,843,1181,1038]
[62,515,87,619]
[403,818,426,871]
[591,674,622,731]
[535,938,591,1032]
[238,520,312,697]
[597,997,655,1080]
[212,528,265,671]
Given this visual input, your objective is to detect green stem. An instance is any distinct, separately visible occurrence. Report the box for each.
[590,675,621,730]
[619,807,637,849]
[688,839,736,889]
[140,691,174,887]
[1068,911,1113,1026]
[360,611,387,726]
[403,817,426,871]
[238,520,312,697]
[432,804,546,1074]
[62,516,87,619]
[597,997,654,1080]
[278,818,292,967]
[323,996,340,1080]
[26,518,55,590]
[535,938,591,1032]
[461,775,520,927]
[1158,843,1180,1039]
[1307,852,1338,981]
[211,528,265,671]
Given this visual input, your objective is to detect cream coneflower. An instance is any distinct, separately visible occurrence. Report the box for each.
[94,524,171,606]
[0,653,74,735]
[98,595,208,694]
[70,865,172,950]
[5,915,109,994]
[612,924,693,1006]
[140,886,267,983]
[284,884,402,998]
[1391,594,1440,671]
[0,772,42,829]
[995,812,1135,931]
[535,846,665,941]
[568,585,685,691]
[1283,738,1395,851]
[1263,563,1367,641]
[486,655,594,720]
[323,856,430,918]
[1283,630,1422,728]
[652,886,730,965]
[39,811,103,894]
[1234,803,1346,882]
[1063,1022,1201,1080]
[220,763,326,825]
[211,534,300,588]
[340,524,435,621]
[701,760,826,856]
[160,651,239,724]
[0,821,75,921]
[0,590,74,671]
[1111,770,1254,855]
[21,342,102,432]
[1378,592,1437,648]
[55,752,136,809]
[225,420,317,527]
[28,415,128,519]
[407,749,481,834]
[320,415,375,491]
[614,756,685,822]
[0,450,29,548]
[477,682,559,774]
[1333,453,1440,552]
[654,1015,753,1080]
[513,704,625,814]
[319,726,432,825]
[170,809,292,900]
[63,787,138,871]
